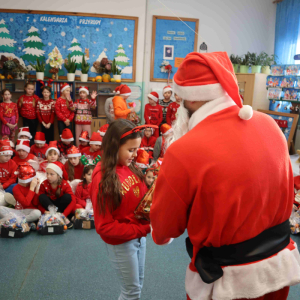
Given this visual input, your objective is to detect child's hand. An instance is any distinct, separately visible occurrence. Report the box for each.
[91,91,98,99]
[7,124,14,129]
[130,107,135,113]
[30,178,38,190]
[0,183,3,189]
[66,95,72,102]
[47,123,51,129]
[64,119,70,126]
[42,122,46,127]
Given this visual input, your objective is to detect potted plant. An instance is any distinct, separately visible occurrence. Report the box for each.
[80,56,90,82]
[261,52,277,75]
[240,53,251,73]
[29,58,45,80]
[111,59,122,81]
[249,52,263,73]
[229,54,241,73]
[64,54,77,81]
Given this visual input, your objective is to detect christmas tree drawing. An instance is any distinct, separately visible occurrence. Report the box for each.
[114,44,130,67]
[68,38,84,70]
[0,19,16,53]
[21,26,45,63]
[45,46,64,77]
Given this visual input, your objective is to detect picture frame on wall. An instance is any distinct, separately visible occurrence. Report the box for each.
[163,45,174,60]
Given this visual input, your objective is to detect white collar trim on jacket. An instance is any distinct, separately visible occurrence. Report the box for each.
[188,95,236,131]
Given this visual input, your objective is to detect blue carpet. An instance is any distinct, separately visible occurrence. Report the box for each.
[0,230,300,300]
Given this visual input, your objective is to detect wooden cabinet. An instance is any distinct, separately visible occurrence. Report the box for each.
[236,73,269,111]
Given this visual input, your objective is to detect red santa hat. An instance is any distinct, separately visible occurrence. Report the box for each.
[15,162,36,184]
[46,161,63,178]
[60,128,74,142]
[46,141,60,157]
[89,132,102,145]
[98,124,109,137]
[67,145,81,158]
[163,85,172,94]
[0,141,13,156]
[34,132,46,144]
[148,91,159,102]
[173,52,253,120]
[79,86,89,95]
[114,84,131,96]
[16,139,30,153]
[79,131,90,142]
[160,124,173,136]
[136,149,150,169]
[2,136,14,148]
[61,83,71,93]
[18,127,32,139]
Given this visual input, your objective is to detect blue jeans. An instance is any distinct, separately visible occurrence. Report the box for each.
[105,237,146,300]
[5,183,17,194]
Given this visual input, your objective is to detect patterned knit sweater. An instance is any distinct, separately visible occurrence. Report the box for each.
[74,98,96,125]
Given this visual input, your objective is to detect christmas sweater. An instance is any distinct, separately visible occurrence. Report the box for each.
[0,102,19,125]
[12,153,36,166]
[57,141,73,157]
[30,144,49,160]
[64,161,84,180]
[0,160,18,189]
[78,144,88,153]
[151,96,300,300]
[17,94,40,119]
[38,179,75,216]
[158,99,172,121]
[12,184,39,210]
[74,98,96,125]
[36,99,55,124]
[54,97,75,122]
[166,102,180,125]
[140,136,157,159]
[81,147,101,160]
[144,103,163,125]
[75,182,91,208]
[91,162,150,245]
[112,96,131,119]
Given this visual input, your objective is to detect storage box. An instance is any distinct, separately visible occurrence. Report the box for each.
[1,227,30,238]
[38,225,66,235]
[74,219,95,230]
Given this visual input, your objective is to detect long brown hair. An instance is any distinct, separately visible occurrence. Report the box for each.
[19,82,36,108]
[55,176,63,198]
[81,165,95,188]
[67,159,83,181]
[98,119,144,214]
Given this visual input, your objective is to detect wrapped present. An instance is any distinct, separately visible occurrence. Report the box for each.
[134,180,156,221]
[289,209,300,235]
[127,112,141,125]
[74,199,95,230]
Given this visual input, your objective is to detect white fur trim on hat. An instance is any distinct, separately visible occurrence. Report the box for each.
[60,136,74,142]
[148,93,159,102]
[0,150,13,156]
[120,92,131,96]
[162,128,173,136]
[97,130,105,137]
[238,105,253,120]
[173,81,226,101]
[61,84,71,93]
[90,141,102,145]
[46,163,63,178]
[34,140,46,144]
[79,137,90,142]
[67,152,82,158]
[79,87,89,95]
[45,147,60,157]
[136,162,149,169]
[18,175,36,184]
[16,143,30,153]
[163,87,173,94]
[18,131,32,139]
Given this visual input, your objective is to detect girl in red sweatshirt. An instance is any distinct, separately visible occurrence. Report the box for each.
[90,119,150,300]
[38,161,75,228]
[64,146,84,181]
[166,92,182,126]
[17,82,40,145]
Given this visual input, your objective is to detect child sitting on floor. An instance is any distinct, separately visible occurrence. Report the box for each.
[65,146,84,181]
[81,132,102,160]
[18,127,32,140]
[57,128,74,158]
[30,132,48,161]
[13,140,38,166]
[78,131,90,153]
[140,127,157,160]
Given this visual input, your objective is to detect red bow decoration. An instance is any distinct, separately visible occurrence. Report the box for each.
[39,79,54,87]
[165,65,172,71]
[121,125,159,139]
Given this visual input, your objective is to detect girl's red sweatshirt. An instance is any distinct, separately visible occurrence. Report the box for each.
[90,162,150,245]
[12,184,39,209]
[75,182,91,208]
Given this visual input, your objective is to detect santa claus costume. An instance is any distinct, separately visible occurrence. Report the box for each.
[153,124,173,162]
[30,132,48,160]
[13,139,37,166]
[150,52,300,300]
[78,130,90,153]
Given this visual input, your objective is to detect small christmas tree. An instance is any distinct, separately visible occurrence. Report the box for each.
[21,26,45,63]
[68,38,84,69]
[0,19,16,53]
[114,44,130,67]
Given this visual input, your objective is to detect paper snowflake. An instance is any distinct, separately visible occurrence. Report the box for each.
[108,33,112,37]
[61,32,66,37]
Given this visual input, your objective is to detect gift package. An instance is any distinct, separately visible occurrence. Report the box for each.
[74,199,95,229]
[127,112,141,124]
[290,209,300,235]
[267,88,282,100]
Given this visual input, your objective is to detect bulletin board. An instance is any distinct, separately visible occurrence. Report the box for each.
[150,15,199,82]
[0,9,138,82]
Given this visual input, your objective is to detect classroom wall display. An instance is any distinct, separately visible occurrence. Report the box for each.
[150,16,199,82]
[0,9,138,82]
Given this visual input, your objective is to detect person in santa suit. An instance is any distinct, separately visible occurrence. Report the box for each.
[150,52,300,300]
[30,132,49,160]
[152,123,173,162]
[140,127,157,160]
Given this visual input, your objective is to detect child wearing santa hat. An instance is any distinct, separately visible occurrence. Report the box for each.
[30,132,49,160]
[36,84,55,143]
[18,127,32,140]
[140,127,157,160]
[0,162,41,228]
[144,92,163,138]
[158,85,173,124]
[97,123,109,137]
[64,146,84,181]
[166,93,182,126]
[153,124,173,161]
[38,161,75,228]
[112,84,135,120]
[13,139,38,166]
[81,132,102,160]
[57,128,74,157]
[78,130,90,153]
[74,86,97,146]
[135,149,150,173]
[54,83,75,135]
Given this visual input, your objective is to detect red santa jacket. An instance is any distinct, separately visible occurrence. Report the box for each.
[140,136,157,158]
[166,102,180,125]
[30,144,49,160]
[17,94,40,119]
[54,97,75,122]
[12,184,39,210]
[151,97,300,299]
[0,160,18,189]
[144,103,163,126]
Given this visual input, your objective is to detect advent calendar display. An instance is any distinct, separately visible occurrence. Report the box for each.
[267,88,281,100]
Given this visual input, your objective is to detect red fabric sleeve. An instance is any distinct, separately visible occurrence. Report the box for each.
[62,164,69,181]
[17,95,23,113]
[0,104,7,124]
[75,184,87,208]
[2,161,18,189]
[55,99,66,122]
[158,105,163,125]
[144,105,151,124]
[36,100,43,123]
[14,103,19,124]
[50,101,55,124]
[90,98,96,109]
[166,103,172,125]
[34,95,40,107]
[12,185,37,208]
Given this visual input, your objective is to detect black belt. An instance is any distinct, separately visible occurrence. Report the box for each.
[186,219,290,284]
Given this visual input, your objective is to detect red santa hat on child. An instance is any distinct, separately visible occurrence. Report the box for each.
[173,52,253,120]
[163,85,172,94]
[61,83,71,93]
[0,141,13,156]
[45,141,60,157]
[160,124,173,136]
[97,124,109,137]
[114,84,131,96]
[46,161,63,178]
[60,128,74,142]
[79,86,89,95]
[79,131,90,142]
[148,91,159,102]
[34,132,46,144]
[135,149,150,169]
[16,139,30,153]
[2,136,14,148]
[89,132,102,145]
[18,127,32,139]
[15,162,36,184]
[67,145,81,158]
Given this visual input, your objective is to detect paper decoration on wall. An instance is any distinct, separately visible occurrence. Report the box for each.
[0,19,16,52]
